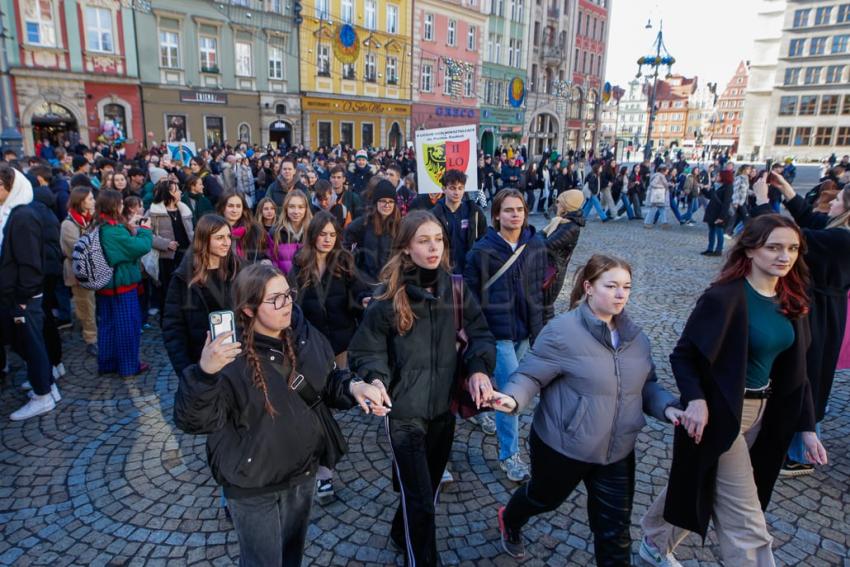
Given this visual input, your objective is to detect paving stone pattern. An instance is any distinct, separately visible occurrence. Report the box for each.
[1,216,848,566]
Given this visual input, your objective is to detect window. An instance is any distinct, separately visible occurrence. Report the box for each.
[484,79,492,104]
[533,22,540,46]
[814,6,832,25]
[464,71,473,97]
[821,94,839,114]
[421,63,433,92]
[387,5,398,34]
[516,0,524,23]
[23,0,56,46]
[833,35,850,53]
[515,40,522,68]
[341,0,353,24]
[448,20,456,46]
[799,95,818,114]
[318,121,332,147]
[238,123,251,144]
[340,122,353,146]
[793,9,810,28]
[783,68,800,85]
[494,81,503,107]
[815,127,834,145]
[779,96,797,115]
[467,26,476,50]
[837,126,850,145]
[199,35,218,72]
[342,62,355,79]
[794,127,812,146]
[386,56,398,84]
[844,95,850,114]
[508,39,517,66]
[235,41,253,76]
[774,127,792,145]
[315,0,329,19]
[365,53,376,82]
[839,4,850,23]
[495,35,502,63]
[159,30,180,68]
[826,65,845,83]
[317,44,330,76]
[275,103,287,114]
[809,37,827,55]
[205,116,224,147]
[424,14,434,41]
[362,123,374,147]
[85,7,113,52]
[443,70,452,95]
[365,0,376,30]
[804,66,822,85]
[269,45,284,79]
[103,103,127,138]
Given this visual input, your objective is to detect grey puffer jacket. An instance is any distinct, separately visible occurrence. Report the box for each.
[503,301,677,465]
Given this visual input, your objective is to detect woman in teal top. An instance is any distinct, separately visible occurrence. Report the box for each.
[744,280,795,391]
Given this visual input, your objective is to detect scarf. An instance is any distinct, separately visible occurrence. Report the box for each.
[69,208,92,228]
[0,169,34,249]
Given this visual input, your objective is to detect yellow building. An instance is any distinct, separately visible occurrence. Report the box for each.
[299,0,412,149]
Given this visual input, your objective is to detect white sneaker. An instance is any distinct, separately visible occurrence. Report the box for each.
[52,363,66,380]
[440,468,454,484]
[20,380,33,391]
[28,383,61,403]
[148,308,159,316]
[10,394,56,421]
[500,454,530,482]
[638,536,682,567]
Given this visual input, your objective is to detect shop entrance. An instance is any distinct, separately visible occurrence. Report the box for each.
[31,103,78,148]
[388,122,402,150]
[481,130,495,155]
[269,119,292,149]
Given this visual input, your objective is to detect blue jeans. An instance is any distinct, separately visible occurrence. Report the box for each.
[669,192,684,223]
[681,198,699,222]
[494,339,530,461]
[644,204,667,225]
[787,423,821,463]
[707,224,725,253]
[620,194,635,219]
[582,195,608,221]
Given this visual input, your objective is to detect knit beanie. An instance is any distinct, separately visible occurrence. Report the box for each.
[372,179,397,204]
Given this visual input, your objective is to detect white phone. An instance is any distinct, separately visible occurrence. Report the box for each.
[209,310,236,344]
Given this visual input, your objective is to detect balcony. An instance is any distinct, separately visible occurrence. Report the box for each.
[543,45,562,63]
[547,7,559,20]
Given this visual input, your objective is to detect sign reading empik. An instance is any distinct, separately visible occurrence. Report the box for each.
[414,124,478,195]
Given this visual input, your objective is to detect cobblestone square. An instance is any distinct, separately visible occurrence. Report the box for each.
[1,218,848,566]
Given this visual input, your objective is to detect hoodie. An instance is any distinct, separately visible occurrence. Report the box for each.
[0,169,43,307]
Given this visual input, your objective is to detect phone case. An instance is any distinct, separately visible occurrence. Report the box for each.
[209,310,236,344]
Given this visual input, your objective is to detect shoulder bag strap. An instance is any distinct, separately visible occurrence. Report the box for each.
[451,274,464,333]
[483,243,527,291]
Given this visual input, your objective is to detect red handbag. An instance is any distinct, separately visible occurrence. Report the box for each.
[448,274,490,419]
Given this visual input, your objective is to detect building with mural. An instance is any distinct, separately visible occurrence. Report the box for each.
[478,0,529,155]
[410,0,486,133]
[134,0,301,149]
[298,0,412,150]
[5,0,143,156]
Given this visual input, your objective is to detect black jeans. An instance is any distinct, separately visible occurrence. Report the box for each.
[503,428,635,567]
[387,413,455,566]
[42,275,63,366]
[1,297,53,396]
[227,479,315,567]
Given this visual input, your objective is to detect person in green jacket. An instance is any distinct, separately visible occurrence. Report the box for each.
[182,174,215,226]
[94,189,153,378]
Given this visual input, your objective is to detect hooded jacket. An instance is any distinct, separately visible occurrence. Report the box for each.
[0,170,43,307]
[31,186,63,277]
[542,211,585,321]
[347,162,376,194]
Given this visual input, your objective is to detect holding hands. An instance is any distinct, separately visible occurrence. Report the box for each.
[680,399,709,444]
[350,379,392,417]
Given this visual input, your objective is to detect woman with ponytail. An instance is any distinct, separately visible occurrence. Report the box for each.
[348,210,496,566]
[639,214,827,567]
[174,263,388,567]
[489,255,681,563]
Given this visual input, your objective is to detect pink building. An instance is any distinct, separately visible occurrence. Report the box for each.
[411,0,486,131]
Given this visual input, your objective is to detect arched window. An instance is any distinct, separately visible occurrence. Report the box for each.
[238,123,251,143]
[103,103,126,136]
[275,103,287,115]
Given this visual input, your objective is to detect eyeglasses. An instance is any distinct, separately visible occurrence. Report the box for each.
[262,289,297,310]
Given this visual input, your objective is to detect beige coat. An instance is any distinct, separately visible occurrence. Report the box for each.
[147,201,194,259]
[60,215,86,286]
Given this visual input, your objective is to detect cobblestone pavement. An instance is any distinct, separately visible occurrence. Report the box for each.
[1,215,848,566]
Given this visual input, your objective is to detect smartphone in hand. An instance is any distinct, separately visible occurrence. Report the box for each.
[209,310,236,344]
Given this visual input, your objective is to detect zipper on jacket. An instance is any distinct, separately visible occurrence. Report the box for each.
[429,301,437,414]
[607,347,623,462]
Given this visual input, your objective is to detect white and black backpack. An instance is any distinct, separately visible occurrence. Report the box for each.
[71,227,114,290]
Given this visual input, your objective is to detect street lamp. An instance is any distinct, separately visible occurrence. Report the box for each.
[635,19,675,161]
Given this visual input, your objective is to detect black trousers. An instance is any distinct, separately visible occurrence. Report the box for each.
[387,413,455,567]
[42,275,63,366]
[503,428,635,567]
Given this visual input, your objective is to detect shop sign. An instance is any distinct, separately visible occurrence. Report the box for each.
[435,106,476,118]
[301,97,409,115]
[179,91,228,105]
[271,120,290,130]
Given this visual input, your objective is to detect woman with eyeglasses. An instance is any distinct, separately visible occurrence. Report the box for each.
[148,179,194,317]
[343,179,400,284]
[174,263,389,567]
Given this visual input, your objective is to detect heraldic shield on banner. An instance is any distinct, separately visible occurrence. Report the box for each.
[415,125,478,194]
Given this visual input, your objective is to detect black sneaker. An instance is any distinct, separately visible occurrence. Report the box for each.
[780,459,814,477]
[498,506,525,559]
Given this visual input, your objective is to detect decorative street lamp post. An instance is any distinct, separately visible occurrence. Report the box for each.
[635,19,675,161]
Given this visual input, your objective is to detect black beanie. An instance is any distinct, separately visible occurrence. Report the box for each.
[372,179,397,204]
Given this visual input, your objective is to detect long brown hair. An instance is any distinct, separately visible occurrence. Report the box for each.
[67,186,93,214]
[271,189,312,253]
[490,188,528,232]
[233,263,299,417]
[569,254,633,309]
[826,185,850,229]
[376,211,450,335]
[294,211,356,289]
[189,214,241,287]
[217,191,265,258]
[715,214,810,319]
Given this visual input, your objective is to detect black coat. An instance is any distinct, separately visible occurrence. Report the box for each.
[348,269,496,420]
[754,196,850,420]
[703,183,732,226]
[0,204,43,308]
[200,172,223,205]
[663,279,815,537]
[173,308,356,497]
[31,186,63,277]
[162,253,236,376]
[343,215,393,284]
[289,260,370,355]
[541,212,584,322]
[431,199,488,275]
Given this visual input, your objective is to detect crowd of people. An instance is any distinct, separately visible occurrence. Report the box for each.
[1,139,849,567]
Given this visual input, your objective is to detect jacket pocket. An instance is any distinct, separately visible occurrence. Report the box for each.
[564,396,588,435]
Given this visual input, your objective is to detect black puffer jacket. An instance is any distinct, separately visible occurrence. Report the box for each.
[162,252,236,376]
[173,308,355,497]
[31,186,63,277]
[343,215,393,284]
[542,211,585,322]
[348,269,496,420]
[290,260,371,355]
[0,204,43,308]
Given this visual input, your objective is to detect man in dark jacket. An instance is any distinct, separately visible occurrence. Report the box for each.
[500,156,521,189]
[431,170,487,274]
[0,165,57,420]
[31,183,64,373]
[329,165,363,221]
[464,188,546,482]
[347,149,375,194]
[266,157,308,206]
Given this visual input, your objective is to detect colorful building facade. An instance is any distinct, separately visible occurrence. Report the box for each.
[568,0,610,152]
[298,0,412,149]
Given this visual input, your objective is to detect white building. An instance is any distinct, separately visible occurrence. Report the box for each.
[740,0,850,161]
[615,79,649,158]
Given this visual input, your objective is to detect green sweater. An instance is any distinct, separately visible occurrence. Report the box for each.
[745,281,795,390]
[100,222,153,289]
[182,192,215,226]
